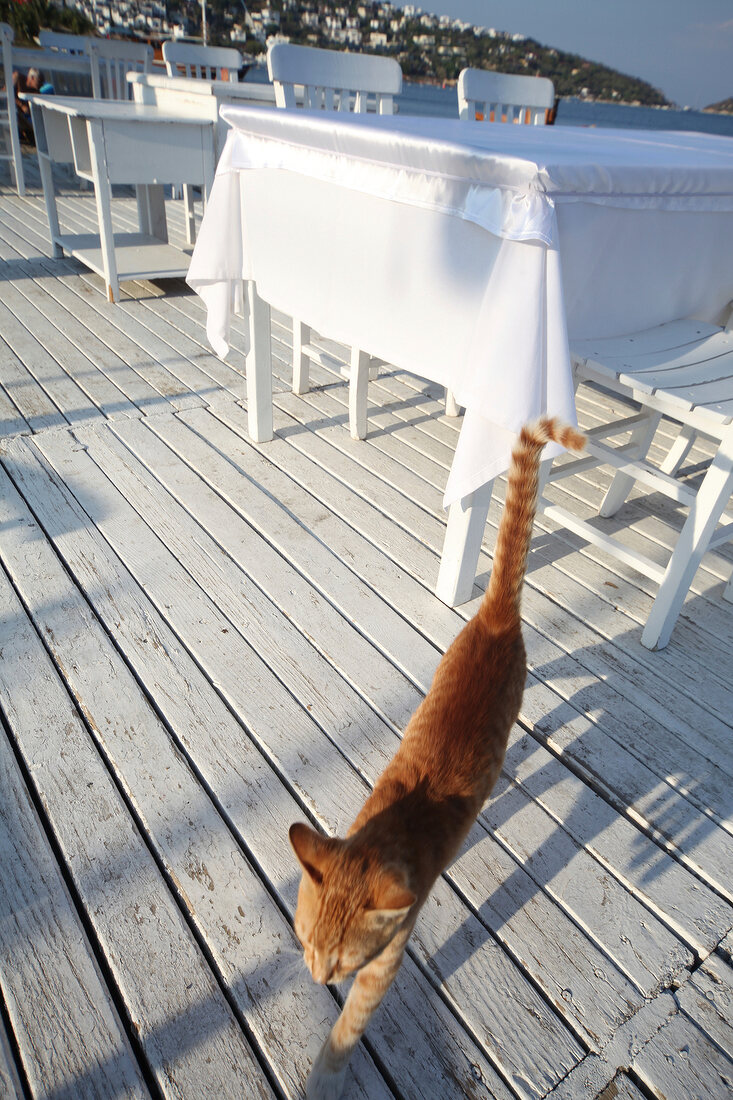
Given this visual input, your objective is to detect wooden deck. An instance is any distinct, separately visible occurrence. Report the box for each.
[0,154,732,1100]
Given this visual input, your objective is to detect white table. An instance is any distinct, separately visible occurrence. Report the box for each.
[28,95,216,302]
[187,107,733,604]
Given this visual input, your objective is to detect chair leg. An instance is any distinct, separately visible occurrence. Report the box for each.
[292,320,311,394]
[641,426,733,649]
[8,115,24,196]
[660,424,697,476]
[349,346,369,440]
[435,481,494,606]
[599,411,661,517]
[182,184,196,245]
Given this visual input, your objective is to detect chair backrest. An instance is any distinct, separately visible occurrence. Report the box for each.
[85,38,153,100]
[457,67,554,125]
[267,43,401,114]
[162,40,241,82]
[38,30,91,55]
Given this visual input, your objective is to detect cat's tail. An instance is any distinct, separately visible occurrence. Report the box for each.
[481,418,585,627]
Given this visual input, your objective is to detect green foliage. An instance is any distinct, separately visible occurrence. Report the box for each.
[0,0,94,45]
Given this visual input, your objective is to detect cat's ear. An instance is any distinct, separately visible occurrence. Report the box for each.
[366,873,416,924]
[289,822,334,885]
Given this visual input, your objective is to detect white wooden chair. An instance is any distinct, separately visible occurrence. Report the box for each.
[162,41,242,82]
[539,308,733,649]
[0,23,24,194]
[85,38,153,100]
[457,67,555,125]
[267,42,401,114]
[267,42,405,437]
[38,30,90,55]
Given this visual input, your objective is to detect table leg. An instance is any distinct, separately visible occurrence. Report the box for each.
[30,104,62,256]
[246,281,273,443]
[435,481,494,606]
[182,185,196,246]
[87,119,119,303]
[191,128,217,248]
[201,127,216,205]
[349,347,370,439]
[37,152,63,259]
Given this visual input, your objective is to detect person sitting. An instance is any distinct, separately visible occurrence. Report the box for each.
[12,68,53,142]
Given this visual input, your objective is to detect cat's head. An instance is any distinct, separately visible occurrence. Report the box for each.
[289,822,416,985]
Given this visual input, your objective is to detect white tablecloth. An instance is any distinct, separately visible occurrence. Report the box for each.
[188,107,733,505]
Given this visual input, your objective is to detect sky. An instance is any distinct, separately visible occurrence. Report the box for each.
[393,0,733,109]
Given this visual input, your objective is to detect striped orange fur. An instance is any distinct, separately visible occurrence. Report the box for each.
[290,417,585,1100]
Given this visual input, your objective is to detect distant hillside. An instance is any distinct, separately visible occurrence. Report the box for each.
[430,33,669,106]
[197,0,670,106]
[706,97,733,114]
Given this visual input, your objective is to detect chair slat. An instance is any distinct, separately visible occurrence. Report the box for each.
[162,41,242,84]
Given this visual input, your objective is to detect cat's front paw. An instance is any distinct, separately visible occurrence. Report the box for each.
[305,1040,348,1100]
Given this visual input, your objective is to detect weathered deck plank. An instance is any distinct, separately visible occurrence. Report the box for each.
[633,1007,733,1099]
[0,708,149,1099]
[678,954,733,1062]
[0,1012,25,1100]
[596,1076,647,1100]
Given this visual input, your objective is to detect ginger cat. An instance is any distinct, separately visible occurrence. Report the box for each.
[290,417,584,1100]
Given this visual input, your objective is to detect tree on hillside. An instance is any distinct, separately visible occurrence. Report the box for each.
[0,0,94,45]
